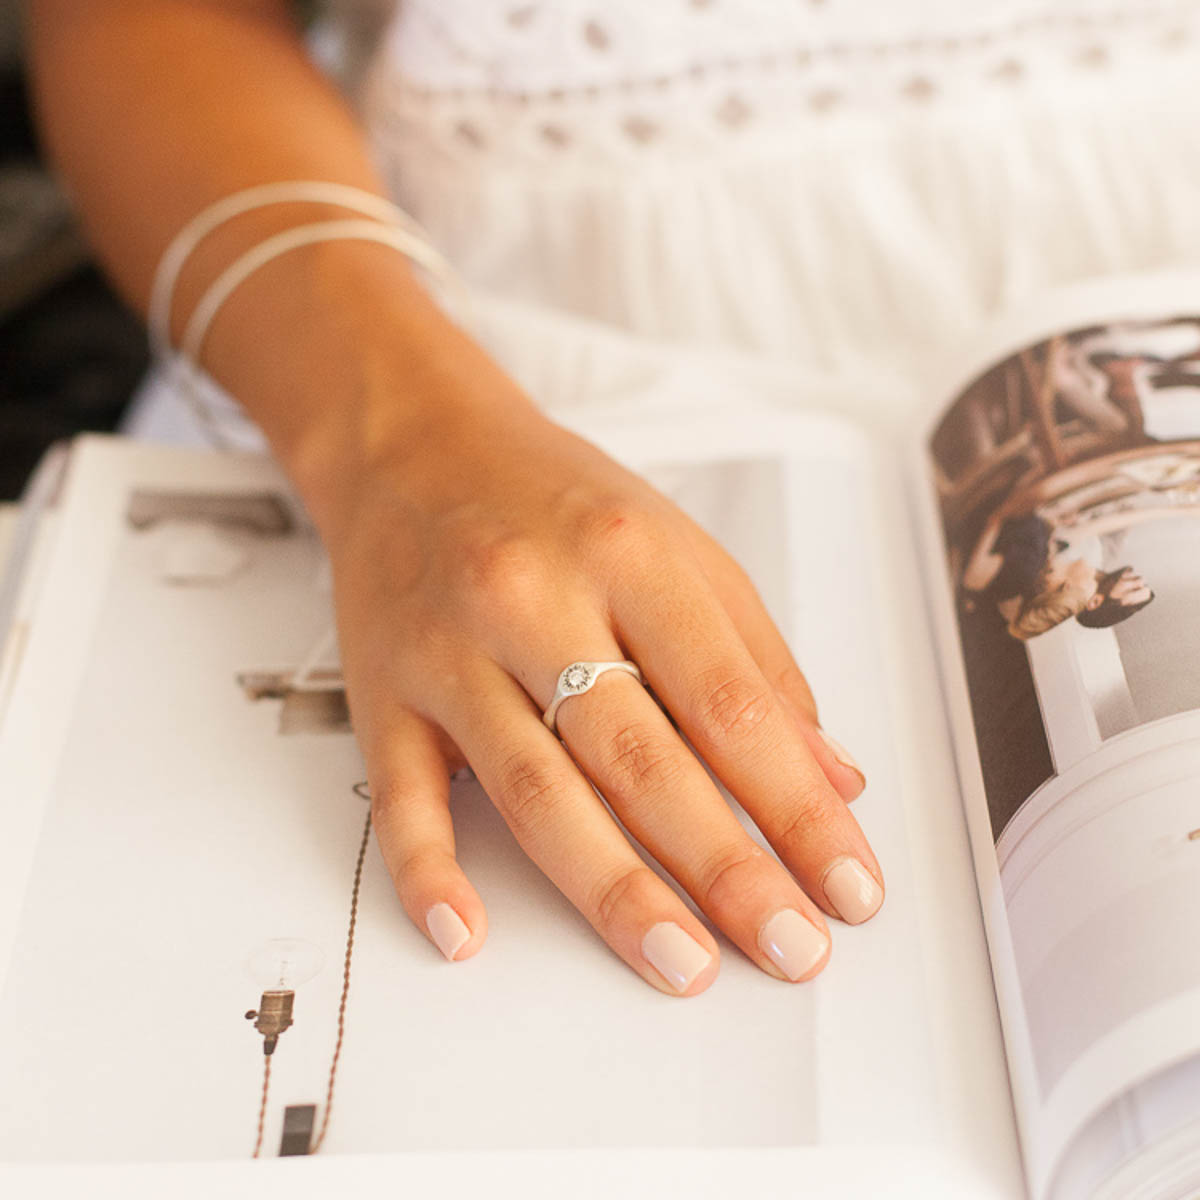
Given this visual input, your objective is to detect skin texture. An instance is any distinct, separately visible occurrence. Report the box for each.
[1048,556,1100,601]
[28,0,882,995]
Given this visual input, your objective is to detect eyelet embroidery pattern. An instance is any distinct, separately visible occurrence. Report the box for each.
[362,0,1200,169]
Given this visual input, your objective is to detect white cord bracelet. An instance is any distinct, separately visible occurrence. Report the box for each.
[180,217,455,362]
[173,218,464,447]
[148,181,429,354]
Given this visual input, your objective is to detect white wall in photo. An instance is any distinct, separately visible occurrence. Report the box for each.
[1114,519,1200,724]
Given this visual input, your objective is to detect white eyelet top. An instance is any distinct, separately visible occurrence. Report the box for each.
[131,1,1200,443]
[337,0,1200,424]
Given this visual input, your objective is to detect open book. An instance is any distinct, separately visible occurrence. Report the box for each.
[2,271,1199,1200]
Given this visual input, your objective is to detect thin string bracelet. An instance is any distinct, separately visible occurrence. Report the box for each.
[175,218,467,448]
[148,181,429,355]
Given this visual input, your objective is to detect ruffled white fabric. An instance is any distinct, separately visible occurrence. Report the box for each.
[129,0,1200,441]
[360,0,1200,423]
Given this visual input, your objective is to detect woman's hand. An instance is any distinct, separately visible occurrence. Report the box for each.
[27,0,881,999]
[318,390,883,997]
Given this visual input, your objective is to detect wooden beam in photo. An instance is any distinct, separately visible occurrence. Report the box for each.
[1020,336,1069,472]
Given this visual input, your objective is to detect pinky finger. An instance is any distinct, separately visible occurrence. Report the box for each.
[798,724,868,804]
[702,546,867,802]
[368,709,488,962]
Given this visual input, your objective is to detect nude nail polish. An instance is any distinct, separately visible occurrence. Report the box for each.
[758,909,829,981]
[821,858,883,925]
[817,727,865,783]
[642,922,712,992]
[426,902,470,961]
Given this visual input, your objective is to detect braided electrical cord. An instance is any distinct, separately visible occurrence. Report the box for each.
[246,783,372,1157]
[310,789,373,1153]
[251,1054,272,1159]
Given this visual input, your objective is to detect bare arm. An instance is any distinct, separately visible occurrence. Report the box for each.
[30,1,370,305]
[28,0,522,507]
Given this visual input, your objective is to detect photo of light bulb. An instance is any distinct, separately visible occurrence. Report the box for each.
[245,938,324,991]
[244,938,325,1055]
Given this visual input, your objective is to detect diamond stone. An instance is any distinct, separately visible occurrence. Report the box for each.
[562,663,593,692]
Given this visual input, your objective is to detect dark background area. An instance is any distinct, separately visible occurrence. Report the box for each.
[0,2,400,501]
[956,593,1054,841]
[0,13,148,500]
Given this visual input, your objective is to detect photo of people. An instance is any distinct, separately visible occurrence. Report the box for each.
[930,315,1200,1128]
[930,316,1200,840]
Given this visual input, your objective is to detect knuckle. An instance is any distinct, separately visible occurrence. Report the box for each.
[694,671,775,743]
[368,778,415,821]
[591,864,659,935]
[697,844,764,910]
[776,787,840,853]
[578,497,658,565]
[460,534,548,613]
[606,721,687,794]
[393,843,452,885]
[493,751,563,832]
[773,662,819,720]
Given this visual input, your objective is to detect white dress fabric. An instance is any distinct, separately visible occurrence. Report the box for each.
[128,0,1200,442]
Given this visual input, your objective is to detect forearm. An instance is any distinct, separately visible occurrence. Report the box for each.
[27,0,532,522]
[29,0,387,318]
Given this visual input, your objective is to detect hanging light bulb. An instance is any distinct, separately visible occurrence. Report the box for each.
[243,938,324,1055]
[246,938,324,991]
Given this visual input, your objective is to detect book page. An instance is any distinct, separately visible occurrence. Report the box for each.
[0,443,68,725]
[0,409,1019,1197]
[913,271,1200,1199]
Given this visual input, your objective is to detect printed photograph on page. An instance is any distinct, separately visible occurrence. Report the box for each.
[0,457,827,1165]
[928,316,1200,1110]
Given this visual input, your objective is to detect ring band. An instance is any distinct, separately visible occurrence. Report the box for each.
[543,660,645,735]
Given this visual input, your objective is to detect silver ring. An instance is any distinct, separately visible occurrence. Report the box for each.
[543,660,645,735]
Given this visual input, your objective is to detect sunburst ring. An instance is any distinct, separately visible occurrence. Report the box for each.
[542,660,645,736]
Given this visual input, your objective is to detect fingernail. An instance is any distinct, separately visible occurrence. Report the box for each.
[426,902,471,961]
[642,922,712,993]
[821,858,883,925]
[817,728,865,783]
[758,909,829,981]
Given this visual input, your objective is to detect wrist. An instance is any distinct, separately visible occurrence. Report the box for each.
[195,237,538,532]
[290,341,537,542]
